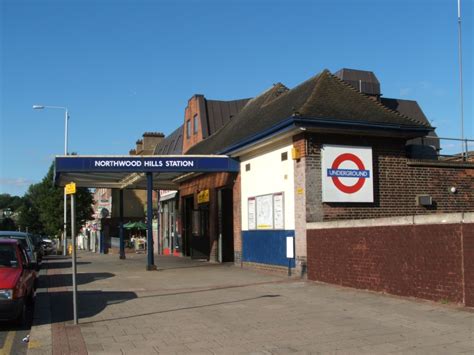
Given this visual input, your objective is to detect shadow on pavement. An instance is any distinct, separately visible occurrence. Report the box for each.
[80,294,281,325]
[38,272,115,288]
[34,290,138,325]
[42,261,91,269]
[0,302,34,332]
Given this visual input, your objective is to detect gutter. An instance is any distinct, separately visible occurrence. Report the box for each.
[220,116,433,155]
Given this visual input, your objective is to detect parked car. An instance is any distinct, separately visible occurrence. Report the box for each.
[30,234,45,264]
[0,231,39,270]
[0,239,36,324]
[40,237,56,255]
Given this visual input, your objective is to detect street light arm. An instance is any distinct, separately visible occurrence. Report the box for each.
[33,105,68,110]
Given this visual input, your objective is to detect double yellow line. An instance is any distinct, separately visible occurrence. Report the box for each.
[0,331,15,355]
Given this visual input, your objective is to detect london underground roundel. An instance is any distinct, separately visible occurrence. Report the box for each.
[321,145,373,203]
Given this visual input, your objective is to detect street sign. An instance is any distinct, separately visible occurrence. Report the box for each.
[65,182,76,195]
[197,189,210,204]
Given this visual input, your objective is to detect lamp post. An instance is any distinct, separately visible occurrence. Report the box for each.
[33,105,69,256]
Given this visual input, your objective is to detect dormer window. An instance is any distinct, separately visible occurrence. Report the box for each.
[186,119,191,139]
[193,114,199,135]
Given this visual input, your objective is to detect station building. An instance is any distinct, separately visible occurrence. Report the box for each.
[175,68,473,305]
[82,67,473,306]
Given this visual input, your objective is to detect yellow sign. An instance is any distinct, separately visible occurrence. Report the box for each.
[197,189,209,204]
[65,182,76,195]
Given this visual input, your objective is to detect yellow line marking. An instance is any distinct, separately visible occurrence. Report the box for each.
[0,331,15,355]
[28,340,41,349]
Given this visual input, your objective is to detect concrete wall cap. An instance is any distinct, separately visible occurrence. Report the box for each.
[307,212,474,230]
[413,213,464,225]
[462,212,474,223]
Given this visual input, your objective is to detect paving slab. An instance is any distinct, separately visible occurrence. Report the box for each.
[28,251,473,354]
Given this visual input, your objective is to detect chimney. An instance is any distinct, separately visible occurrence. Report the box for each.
[129,149,136,155]
[142,132,165,152]
[334,68,381,101]
[136,139,143,153]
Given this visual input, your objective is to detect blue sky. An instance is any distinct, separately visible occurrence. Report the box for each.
[1,0,472,196]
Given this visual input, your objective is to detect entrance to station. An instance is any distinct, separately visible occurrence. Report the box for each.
[182,187,234,262]
[182,196,193,258]
[218,188,234,262]
[54,155,240,270]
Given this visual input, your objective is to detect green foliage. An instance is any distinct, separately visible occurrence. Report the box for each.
[0,217,16,231]
[0,193,24,230]
[18,163,94,236]
[0,194,23,210]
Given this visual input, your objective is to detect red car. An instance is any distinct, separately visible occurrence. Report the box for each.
[0,239,36,324]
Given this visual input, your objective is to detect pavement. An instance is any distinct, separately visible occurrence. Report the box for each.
[26,251,473,354]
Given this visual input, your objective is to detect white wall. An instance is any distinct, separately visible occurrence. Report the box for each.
[241,141,295,231]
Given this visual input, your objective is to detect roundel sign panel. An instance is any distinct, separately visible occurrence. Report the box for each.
[321,145,373,203]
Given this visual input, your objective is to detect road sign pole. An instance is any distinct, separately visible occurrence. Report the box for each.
[71,192,78,324]
[66,182,78,325]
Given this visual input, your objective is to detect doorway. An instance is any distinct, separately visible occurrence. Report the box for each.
[191,204,210,259]
[182,196,193,257]
[219,188,234,262]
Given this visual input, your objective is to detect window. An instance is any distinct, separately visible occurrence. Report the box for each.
[193,115,199,135]
[186,119,191,139]
[281,152,288,161]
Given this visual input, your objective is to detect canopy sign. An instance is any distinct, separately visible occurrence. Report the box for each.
[55,156,239,173]
[321,145,373,203]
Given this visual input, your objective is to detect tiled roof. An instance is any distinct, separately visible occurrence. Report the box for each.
[188,69,432,155]
[153,126,183,155]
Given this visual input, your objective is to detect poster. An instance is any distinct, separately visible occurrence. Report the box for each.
[248,198,256,230]
[256,194,273,229]
[273,193,284,229]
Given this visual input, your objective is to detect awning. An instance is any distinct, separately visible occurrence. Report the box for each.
[54,155,240,190]
[159,191,178,202]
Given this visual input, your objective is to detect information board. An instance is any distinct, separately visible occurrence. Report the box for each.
[256,194,273,229]
[248,198,256,230]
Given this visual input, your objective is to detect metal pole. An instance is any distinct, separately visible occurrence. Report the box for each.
[65,109,69,157]
[146,173,156,270]
[71,193,78,325]
[119,189,125,259]
[63,109,69,256]
[457,0,465,159]
[63,193,67,256]
[217,189,222,263]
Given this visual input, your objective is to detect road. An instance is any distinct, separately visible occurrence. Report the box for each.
[0,303,34,355]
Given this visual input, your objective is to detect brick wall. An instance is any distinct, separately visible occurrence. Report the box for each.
[182,95,206,153]
[307,219,474,306]
[293,134,308,275]
[303,133,474,221]
[179,172,234,197]
[463,223,474,306]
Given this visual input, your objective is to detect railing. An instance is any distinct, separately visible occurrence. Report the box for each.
[418,136,473,162]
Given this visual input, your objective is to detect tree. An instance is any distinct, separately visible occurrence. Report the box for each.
[17,185,43,233]
[0,193,24,231]
[0,194,23,210]
[18,163,94,237]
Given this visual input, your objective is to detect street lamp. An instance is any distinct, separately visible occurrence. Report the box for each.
[33,104,69,256]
